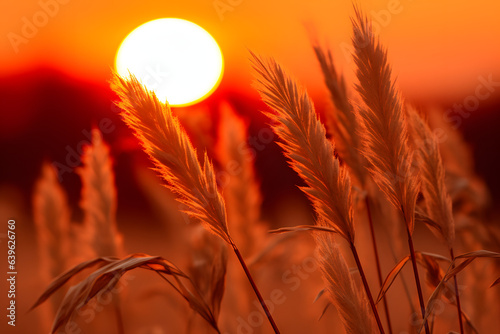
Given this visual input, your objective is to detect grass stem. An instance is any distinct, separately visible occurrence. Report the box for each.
[232,243,281,334]
[350,242,386,334]
[406,227,430,334]
[365,197,393,334]
[450,248,464,334]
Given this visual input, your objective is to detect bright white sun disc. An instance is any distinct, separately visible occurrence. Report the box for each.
[115,18,224,106]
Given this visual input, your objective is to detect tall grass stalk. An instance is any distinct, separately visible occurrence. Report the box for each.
[365,197,393,334]
[407,107,463,333]
[313,43,393,334]
[350,7,429,333]
[77,128,125,333]
[251,52,385,334]
[111,74,280,334]
[78,128,124,257]
[33,162,71,329]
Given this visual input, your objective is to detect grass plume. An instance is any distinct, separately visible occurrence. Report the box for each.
[312,43,365,186]
[407,107,454,248]
[33,162,71,324]
[250,52,355,244]
[351,6,427,333]
[251,52,386,333]
[33,162,71,280]
[314,42,394,333]
[216,102,263,256]
[111,74,280,333]
[407,107,463,333]
[317,233,374,334]
[111,74,230,244]
[78,128,124,257]
[351,8,419,232]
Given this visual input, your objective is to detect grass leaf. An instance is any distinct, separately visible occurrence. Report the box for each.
[269,225,340,235]
[31,257,115,311]
[32,254,228,334]
[377,255,410,304]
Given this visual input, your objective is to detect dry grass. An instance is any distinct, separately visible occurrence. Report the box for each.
[312,43,365,187]
[316,233,374,334]
[250,51,386,333]
[187,224,228,330]
[350,7,431,333]
[215,102,263,256]
[33,162,71,282]
[313,40,395,333]
[78,128,124,257]
[30,4,500,334]
[31,254,224,333]
[407,107,455,248]
[111,74,231,244]
[250,52,354,244]
[351,8,419,232]
[112,73,280,332]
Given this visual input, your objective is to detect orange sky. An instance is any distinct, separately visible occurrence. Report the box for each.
[2,0,500,102]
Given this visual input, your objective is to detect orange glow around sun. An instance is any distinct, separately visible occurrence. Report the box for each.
[1,0,500,101]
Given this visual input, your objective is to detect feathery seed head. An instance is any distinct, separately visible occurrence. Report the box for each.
[407,107,455,247]
[111,74,231,244]
[251,52,355,243]
[351,7,420,233]
[316,233,374,334]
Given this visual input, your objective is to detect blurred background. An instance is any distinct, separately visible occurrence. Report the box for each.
[1,0,500,214]
[1,0,500,333]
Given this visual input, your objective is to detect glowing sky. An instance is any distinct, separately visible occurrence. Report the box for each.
[2,0,500,102]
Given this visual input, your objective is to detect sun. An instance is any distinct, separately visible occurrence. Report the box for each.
[115,18,224,107]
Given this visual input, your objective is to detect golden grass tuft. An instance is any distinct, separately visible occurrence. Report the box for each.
[111,74,231,244]
[312,44,366,186]
[251,51,387,333]
[33,162,71,281]
[216,102,263,256]
[351,7,419,233]
[112,73,280,333]
[407,107,455,248]
[188,224,228,324]
[78,128,124,257]
[250,52,355,244]
[316,233,374,334]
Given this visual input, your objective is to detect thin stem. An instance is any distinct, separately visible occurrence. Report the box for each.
[349,242,386,334]
[406,227,430,334]
[231,243,281,334]
[430,311,436,334]
[365,197,393,334]
[450,248,464,334]
[382,216,418,317]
